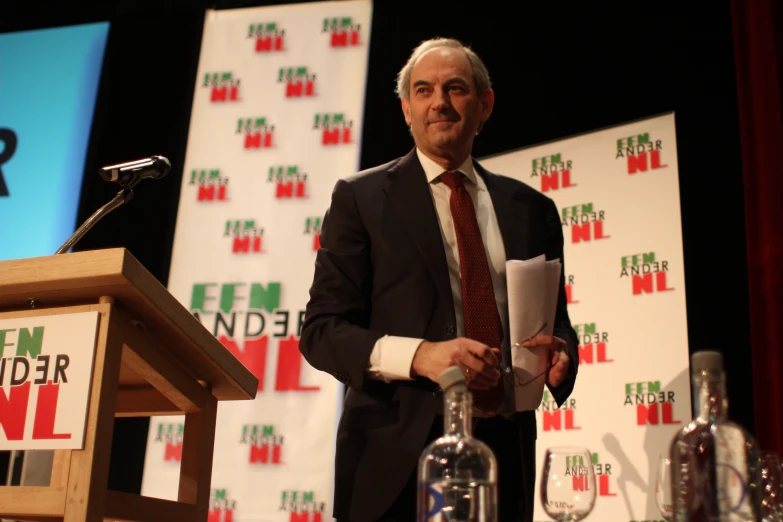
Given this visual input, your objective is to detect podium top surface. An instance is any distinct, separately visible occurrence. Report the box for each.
[0,248,258,401]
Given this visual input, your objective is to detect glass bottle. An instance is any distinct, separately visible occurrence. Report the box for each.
[418,366,498,522]
[669,350,763,521]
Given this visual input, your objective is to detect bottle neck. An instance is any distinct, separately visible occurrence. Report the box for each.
[443,386,472,437]
[692,369,728,423]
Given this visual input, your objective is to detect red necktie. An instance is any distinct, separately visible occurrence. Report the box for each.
[440,171,504,416]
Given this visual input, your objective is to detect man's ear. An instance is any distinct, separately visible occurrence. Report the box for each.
[479,88,495,122]
[402,98,412,126]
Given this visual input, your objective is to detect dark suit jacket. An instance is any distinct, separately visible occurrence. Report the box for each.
[300,148,579,522]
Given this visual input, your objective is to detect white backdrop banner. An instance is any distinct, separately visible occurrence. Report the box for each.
[140,2,372,521]
[481,112,690,522]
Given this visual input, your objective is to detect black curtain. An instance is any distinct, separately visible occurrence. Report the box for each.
[0,0,754,493]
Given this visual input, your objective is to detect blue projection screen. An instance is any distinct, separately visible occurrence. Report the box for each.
[0,22,109,261]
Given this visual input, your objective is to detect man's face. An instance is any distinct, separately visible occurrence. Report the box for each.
[402,47,493,160]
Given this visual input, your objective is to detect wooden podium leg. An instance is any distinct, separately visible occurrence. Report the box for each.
[178,395,217,520]
[63,298,123,522]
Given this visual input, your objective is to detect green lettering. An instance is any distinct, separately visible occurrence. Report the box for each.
[648,381,661,393]
[248,282,281,312]
[220,283,246,314]
[17,326,43,358]
[190,283,217,312]
[0,329,15,358]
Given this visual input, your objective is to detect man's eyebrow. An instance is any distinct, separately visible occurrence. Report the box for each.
[444,76,470,85]
[412,80,432,88]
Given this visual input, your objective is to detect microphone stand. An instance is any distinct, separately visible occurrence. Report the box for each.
[55,182,137,255]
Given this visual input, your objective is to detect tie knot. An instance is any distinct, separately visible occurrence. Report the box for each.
[439,170,463,190]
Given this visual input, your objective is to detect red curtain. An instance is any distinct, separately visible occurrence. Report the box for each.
[731,0,783,455]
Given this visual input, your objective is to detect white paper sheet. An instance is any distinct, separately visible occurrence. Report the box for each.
[506,255,562,411]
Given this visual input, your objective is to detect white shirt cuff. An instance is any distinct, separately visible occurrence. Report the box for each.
[367,335,424,382]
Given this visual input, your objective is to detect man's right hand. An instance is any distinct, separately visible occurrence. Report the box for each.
[411,338,501,391]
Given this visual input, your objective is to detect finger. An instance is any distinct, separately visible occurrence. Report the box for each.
[547,359,569,386]
[459,355,500,385]
[520,335,566,351]
[467,343,499,367]
[519,335,552,349]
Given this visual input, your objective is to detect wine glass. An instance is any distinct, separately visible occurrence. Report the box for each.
[655,455,675,522]
[540,447,596,521]
[759,451,783,522]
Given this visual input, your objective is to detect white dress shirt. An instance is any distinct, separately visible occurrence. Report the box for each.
[367,148,509,381]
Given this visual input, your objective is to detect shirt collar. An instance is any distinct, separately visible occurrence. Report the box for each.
[416,147,486,191]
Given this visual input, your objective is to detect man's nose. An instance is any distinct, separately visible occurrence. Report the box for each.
[431,87,451,110]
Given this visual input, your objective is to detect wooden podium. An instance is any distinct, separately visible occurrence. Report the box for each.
[0,248,259,521]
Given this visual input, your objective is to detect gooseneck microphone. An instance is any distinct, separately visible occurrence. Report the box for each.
[99,155,171,185]
[55,155,171,255]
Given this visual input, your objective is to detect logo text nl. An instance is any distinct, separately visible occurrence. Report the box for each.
[269,165,307,200]
[0,326,72,442]
[249,22,284,52]
[203,72,240,103]
[619,252,674,296]
[190,169,228,202]
[537,390,580,431]
[561,203,610,244]
[313,113,352,145]
[190,283,316,393]
[531,153,576,193]
[240,424,283,465]
[237,117,275,149]
[224,219,264,254]
[624,381,682,426]
[574,323,612,365]
[615,132,668,175]
[323,17,360,47]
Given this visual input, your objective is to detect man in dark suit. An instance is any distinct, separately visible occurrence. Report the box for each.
[300,37,579,522]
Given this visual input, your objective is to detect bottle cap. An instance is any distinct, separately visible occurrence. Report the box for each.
[437,366,466,391]
[691,350,724,372]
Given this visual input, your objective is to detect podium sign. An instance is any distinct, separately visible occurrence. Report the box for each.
[0,312,99,450]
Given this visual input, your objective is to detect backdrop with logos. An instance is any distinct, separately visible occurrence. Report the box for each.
[481,112,690,522]
[137,7,688,518]
[139,2,371,520]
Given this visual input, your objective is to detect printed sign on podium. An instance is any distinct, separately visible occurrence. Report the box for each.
[0,312,99,450]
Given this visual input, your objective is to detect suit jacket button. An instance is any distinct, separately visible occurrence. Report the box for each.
[446,325,455,337]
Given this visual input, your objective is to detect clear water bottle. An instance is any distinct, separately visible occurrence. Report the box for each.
[418,366,498,522]
[669,350,763,521]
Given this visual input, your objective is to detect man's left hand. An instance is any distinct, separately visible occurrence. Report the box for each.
[518,335,570,387]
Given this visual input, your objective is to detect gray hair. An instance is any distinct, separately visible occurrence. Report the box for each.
[395,38,492,100]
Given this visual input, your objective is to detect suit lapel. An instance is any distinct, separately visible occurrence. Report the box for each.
[478,162,532,263]
[383,149,453,306]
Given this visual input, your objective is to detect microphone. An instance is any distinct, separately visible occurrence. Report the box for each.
[55,155,172,254]
[99,155,171,186]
